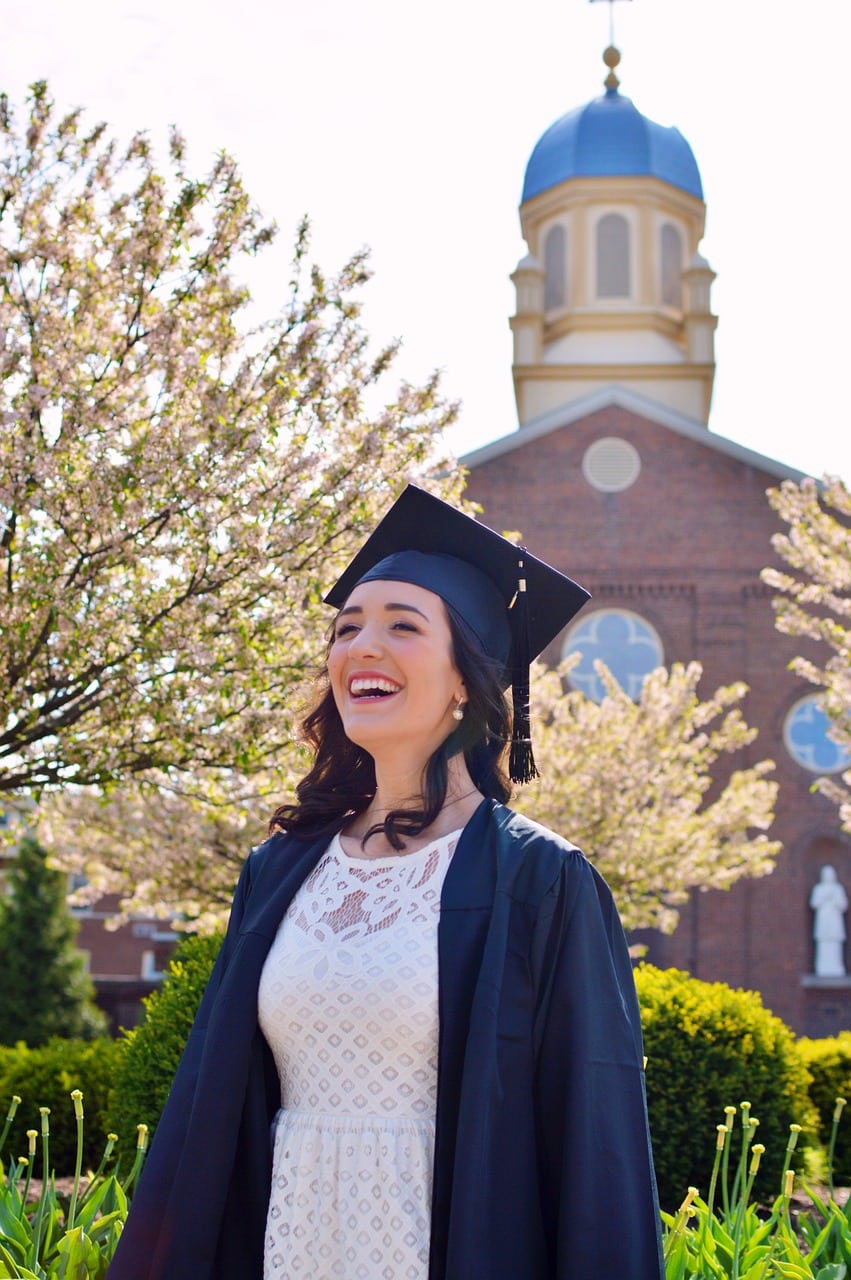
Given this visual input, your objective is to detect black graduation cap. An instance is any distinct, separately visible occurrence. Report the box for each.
[325,485,590,784]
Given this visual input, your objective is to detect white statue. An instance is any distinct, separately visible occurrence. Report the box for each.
[810,865,849,977]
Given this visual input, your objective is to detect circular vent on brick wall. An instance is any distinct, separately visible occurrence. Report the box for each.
[582,437,641,493]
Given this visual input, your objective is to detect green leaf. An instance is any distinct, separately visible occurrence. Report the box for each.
[664,1233,688,1280]
[51,1225,101,1279]
[740,1258,775,1280]
[0,1237,41,1277]
[80,1208,124,1245]
[806,1219,841,1267]
[0,1192,31,1251]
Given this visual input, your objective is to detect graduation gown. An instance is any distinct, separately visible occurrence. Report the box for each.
[107,799,664,1280]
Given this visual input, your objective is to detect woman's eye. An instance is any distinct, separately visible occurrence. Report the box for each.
[391,621,418,633]
[334,623,358,639]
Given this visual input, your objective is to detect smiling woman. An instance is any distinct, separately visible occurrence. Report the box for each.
[107,485,665,1280]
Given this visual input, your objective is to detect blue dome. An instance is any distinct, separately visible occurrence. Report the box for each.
[522,87,703,203]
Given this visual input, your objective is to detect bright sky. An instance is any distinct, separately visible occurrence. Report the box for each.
[4,0,849,480]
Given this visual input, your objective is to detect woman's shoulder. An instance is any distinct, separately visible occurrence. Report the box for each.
[483,801,593,897]
[485,803,621,928]
[241,827,333,890]
[488,801,584,861]
[247,828,293,864]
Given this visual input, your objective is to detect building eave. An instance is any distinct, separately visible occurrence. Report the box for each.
[460,384,810,484]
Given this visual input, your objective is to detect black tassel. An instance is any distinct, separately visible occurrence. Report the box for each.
[508,555,540,785]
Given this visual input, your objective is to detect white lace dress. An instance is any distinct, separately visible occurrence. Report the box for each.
[257,828,460,1280]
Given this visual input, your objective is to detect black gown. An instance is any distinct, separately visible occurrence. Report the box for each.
[107,799,664,1280]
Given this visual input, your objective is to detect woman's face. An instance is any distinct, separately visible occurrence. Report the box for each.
[328,577,466,761]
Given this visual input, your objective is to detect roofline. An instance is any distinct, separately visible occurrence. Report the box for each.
[459,385,810,483]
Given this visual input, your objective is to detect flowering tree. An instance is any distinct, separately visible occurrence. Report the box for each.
[515,661,780,934]
[41,767,299,929]
[0,83,459,806]
[762,475,851,827]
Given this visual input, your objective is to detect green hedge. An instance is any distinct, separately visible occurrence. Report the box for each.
[636,965,817,1209]
[1,949,830,1205]
[798,1032,851,1185]
[109,932,222,1150]
[0,1037,121,1175]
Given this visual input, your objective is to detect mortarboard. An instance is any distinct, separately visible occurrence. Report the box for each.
[325,485,590,784]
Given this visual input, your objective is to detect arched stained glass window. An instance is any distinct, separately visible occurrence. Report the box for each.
[596,213,630,298]
[784,695,851,774]
[563,608,663,702]
[544,224,566,311]
[660,223,683,308]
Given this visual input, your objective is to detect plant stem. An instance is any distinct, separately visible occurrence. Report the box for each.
[700,1127,727,1253]
[721,1106,738,1221]
[732,1141,764,1280]
[730,1118,754,1221]
[664,1186,698,1264]
[827,1097,846,1198]
[21,1155,33,1212]
[0,1096,21,1158]
[122,1124,149,1197]
[31,1112,50,1264]
[67,1094,84,1231]
[779,1124,801,1192]
[731,1171,755,1280]
[78,1133,117,1211]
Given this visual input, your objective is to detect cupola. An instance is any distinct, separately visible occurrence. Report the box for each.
[510,47,717,428]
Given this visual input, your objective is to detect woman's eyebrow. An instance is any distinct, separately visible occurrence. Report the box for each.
[337,602,430,620]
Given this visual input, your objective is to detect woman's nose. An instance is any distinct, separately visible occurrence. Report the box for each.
[349,622,384,658]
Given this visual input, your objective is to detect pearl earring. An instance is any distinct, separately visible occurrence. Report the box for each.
[452,701,465,722]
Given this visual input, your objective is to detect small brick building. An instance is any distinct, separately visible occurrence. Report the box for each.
[462,50,851,1037]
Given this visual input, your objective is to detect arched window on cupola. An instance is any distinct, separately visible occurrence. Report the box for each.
[660,223,683,308]
[543,224,566,311]
[596,213,630,298]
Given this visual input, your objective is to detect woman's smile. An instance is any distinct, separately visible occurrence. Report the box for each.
[346,670,403,703]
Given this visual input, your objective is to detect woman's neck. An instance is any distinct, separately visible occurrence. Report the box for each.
[342,756,483,857]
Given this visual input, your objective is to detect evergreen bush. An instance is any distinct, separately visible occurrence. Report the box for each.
[110,931,222,1149]
[0,1037,120,1174]
[0,836,107,1046]
[635,964,816,1209]
[798,1032,851,1184]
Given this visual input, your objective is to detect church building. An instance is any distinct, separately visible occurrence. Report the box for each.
[462,47,851,1037]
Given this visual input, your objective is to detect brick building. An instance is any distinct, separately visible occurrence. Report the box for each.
[462,49,851,1036]
[72,898,179,1033]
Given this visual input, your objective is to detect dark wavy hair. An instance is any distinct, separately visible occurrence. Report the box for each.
[269,602,512,850]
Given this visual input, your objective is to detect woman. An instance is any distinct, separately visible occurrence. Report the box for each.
[108,485,664,1280]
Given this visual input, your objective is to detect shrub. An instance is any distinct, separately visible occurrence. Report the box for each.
[798,1032,851,1184]
[0,836,108,1047]
[0,1037,121,1174]
[110,931,222,1149]
[635,964,817,1209]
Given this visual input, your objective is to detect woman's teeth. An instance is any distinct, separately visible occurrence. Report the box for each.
[350,678,399,698]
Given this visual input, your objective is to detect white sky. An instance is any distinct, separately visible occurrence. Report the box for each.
[3,0,849,479]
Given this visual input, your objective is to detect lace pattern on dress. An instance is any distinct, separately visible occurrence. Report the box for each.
[258,829,461,1279]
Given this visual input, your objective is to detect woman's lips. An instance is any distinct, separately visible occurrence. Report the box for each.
[348,674,403,700]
